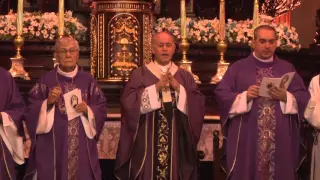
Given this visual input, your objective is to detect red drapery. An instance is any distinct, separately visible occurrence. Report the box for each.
[274,12,291,25]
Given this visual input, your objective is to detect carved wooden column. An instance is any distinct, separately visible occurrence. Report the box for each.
[90,0,152,81]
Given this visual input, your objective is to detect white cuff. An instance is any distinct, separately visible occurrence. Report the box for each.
[0,112,24,165]
[176,85,188,115]
[36,99,55,134]
[80,106,96,139]
[148,84,161,109]
[229,91,253,118]
[140,84,161,114]
[304,98,320,128]
[280,91,298,114]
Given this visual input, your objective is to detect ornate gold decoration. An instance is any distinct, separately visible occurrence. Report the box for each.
[67,119,80,180]
[90,1,152,81]
[108,13,139,81]
[210,41,229,84]
[97,14,105,78]
[90,4,98,76]
[210,0,229,84]
[178,0,200,84]
[178,40,200,84]
[256,67,276,179]
[155,105,171,179]
[143,14,152,64]
[9,35,30,80]
[10,0,29,80]
[95,2,151,13]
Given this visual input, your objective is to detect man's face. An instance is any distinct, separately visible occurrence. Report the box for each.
[54,40,79,69]
[152,33,176,65]
[252,29,277,60]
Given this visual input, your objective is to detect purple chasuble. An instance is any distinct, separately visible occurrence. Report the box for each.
[24,67,106,180]
[215,54,310,180]
[0,67,25,180]
[114,65,205,180]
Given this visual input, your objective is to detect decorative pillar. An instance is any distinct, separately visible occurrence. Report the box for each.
[90,0,153,81]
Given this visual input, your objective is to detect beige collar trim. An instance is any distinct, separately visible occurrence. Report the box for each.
[145,61,178,79]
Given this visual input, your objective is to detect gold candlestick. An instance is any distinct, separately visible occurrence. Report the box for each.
[54,0,65,67]
[17,0,23,36]
[180,0,187,39]
[218,0,225,41]
[58,0,64,37]
[253,0,260,29]
[9,0,29,80]
[210,0,229,84]
[178,0,200,84]
[249,0,259,48]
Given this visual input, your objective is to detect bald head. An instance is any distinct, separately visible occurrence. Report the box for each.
[151,32,176,66]
[151,31,175,46]
[54,36,79,51]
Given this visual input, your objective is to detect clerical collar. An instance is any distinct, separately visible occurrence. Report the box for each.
[253,52,273,62]
[154,61,172,74]
[57,65,78,78]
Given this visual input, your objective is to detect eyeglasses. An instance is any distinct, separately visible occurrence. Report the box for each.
[56,48,79,55]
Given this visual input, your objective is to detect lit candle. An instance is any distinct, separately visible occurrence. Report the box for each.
[219,0,225,41]
[58,0,64,37]
[17,0,23,36]
[180,0,187,39]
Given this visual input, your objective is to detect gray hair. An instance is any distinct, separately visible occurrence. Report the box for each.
[53,36,79,51]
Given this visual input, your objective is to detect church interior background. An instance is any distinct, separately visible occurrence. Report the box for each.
[0,0,320,179]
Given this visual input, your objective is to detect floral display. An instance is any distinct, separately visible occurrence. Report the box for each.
[154,15,301,51]
[0,11,301,51]
[0,11,87,41]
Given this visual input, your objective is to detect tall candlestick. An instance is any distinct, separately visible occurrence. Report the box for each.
[180,0,187,39]
[17,0,23,36]
[58,0,64,37]
[178,0,200,83]
[253,0,259,29]
[219,0,225,41]
[210,0,229,84]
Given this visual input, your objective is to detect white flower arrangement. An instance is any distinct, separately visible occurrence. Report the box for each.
[155,17,220,44]
[0,10,87,41]
[154,16,301,51]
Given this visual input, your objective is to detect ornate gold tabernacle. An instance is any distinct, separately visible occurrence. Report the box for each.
[90,0,152,81]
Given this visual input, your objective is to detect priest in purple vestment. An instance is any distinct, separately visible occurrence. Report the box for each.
[114,32,205,180]
[24,36,107,180]
[0,67,25,180]
[215,25,310,180]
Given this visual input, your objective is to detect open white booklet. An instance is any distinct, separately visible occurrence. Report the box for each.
[63,88,83,120]
[259,72,295,98]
